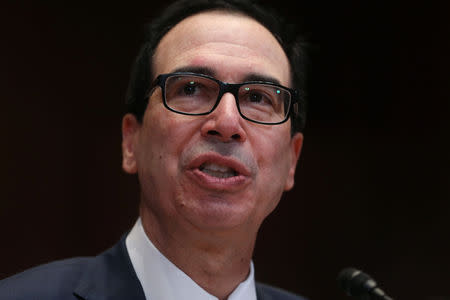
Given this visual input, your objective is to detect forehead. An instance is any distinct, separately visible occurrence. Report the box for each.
[153,11,291,85]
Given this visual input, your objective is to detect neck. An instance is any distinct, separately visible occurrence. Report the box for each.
[139,204,257,300]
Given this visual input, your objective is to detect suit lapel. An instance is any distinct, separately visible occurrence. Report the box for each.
[73,235,146,300]
[70,235,293,300]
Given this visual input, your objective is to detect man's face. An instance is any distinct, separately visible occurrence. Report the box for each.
[122,11,303,233]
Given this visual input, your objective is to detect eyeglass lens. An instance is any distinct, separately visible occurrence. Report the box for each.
[164,74,291,123]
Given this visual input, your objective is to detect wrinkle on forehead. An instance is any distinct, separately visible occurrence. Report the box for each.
[153,11,290,85]
[170,49,282,83]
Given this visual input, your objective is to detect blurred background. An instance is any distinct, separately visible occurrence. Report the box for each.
[0,1,447,300]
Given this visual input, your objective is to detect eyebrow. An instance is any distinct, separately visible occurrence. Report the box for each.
[171,66,282,86]
[172,66,216,77]
[243,74,281,85]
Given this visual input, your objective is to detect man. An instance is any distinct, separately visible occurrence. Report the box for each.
[0,0,307,299]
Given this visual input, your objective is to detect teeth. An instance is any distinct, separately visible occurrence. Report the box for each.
[201,163,232,172]
[199,163,237,178]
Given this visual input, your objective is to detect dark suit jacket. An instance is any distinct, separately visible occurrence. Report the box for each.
[0,235,306,300]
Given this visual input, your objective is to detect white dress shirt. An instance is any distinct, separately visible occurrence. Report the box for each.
[126,218,257,300]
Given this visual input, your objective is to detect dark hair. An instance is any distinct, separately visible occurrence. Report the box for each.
[125,0,307,132]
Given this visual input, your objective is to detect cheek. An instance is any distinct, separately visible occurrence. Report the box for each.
[253,128,293,178]
[250,129,293,211]
[139,106,201,173]
[136,107,202,211]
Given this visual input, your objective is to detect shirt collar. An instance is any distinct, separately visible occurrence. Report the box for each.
[126,218,257,300]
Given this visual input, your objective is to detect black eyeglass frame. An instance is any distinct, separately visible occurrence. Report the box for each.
[145,72,300,125]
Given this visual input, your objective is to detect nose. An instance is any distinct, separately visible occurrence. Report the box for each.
[200,93,247,143]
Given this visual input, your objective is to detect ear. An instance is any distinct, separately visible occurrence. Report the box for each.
[121,114,140,174]
[284,132,304,191]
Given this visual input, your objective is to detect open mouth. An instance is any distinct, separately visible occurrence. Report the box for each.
[186,153,251,190]
[199,163,239,178]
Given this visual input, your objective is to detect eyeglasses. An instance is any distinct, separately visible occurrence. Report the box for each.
[146,72,299,125]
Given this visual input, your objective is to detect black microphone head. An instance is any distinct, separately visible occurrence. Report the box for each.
[337,267,378,299]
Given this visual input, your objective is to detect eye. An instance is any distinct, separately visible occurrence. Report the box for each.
[183,81,197,96]
[249,92,264,103]
[242,88,273,106]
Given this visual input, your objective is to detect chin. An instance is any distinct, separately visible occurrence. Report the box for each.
[179,193,257,231]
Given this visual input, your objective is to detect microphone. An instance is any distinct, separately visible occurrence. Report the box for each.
[337,267,394,300]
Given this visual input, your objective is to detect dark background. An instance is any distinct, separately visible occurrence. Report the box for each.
[0,1,447,300]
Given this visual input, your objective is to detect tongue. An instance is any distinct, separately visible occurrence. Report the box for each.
[202,169,236,178]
